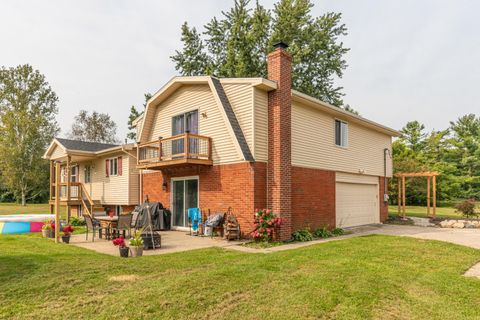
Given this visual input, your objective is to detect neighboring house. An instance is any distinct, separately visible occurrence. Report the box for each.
[43,138,139,218]
[134,42,400,239]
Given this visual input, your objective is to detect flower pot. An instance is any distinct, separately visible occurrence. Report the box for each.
[42,229,51,238]
[119,247,129,258]
[61,235,71,244]
[49,231,56,238]
[130,246,143,257]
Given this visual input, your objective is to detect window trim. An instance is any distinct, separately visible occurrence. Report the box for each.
[334,119,349,148]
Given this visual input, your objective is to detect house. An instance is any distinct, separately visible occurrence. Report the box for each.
[43,138,139,218]
[133,42,400,239]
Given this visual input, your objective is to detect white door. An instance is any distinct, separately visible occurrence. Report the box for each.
[336,182,379,228]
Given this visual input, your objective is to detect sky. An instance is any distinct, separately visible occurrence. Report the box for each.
[1,0,479,140]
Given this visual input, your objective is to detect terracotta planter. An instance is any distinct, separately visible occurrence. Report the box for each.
[61,235,71,244]
[130,246,143,257]
[119,247,129,258]
[42,229,51,238]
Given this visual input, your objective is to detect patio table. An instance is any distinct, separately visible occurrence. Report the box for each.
[95,216,118,240]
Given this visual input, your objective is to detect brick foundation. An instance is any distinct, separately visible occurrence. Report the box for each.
[379,177,389,222]
[291,166,336,231]
[142,162,267,236]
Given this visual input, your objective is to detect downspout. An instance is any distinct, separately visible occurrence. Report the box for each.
[383,148,391,202]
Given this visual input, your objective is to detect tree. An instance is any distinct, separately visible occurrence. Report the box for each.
[127,93,152,141]
[171,0,349,106]
[0,64,59,205]
[68,110,118,144]
[399,121,427,154]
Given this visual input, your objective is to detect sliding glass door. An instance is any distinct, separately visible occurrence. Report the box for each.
[172,177,198,228]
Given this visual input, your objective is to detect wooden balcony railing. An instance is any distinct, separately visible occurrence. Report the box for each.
[137,132,213,169]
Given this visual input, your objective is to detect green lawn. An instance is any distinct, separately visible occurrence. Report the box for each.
[0,203,51,215]
[1,235,480,319]
[388,205,466,219]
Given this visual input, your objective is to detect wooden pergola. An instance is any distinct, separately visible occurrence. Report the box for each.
[395,171,440,219]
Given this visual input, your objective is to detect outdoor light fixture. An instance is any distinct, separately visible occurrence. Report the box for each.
[162,182,168,191]
[201,112,207,118]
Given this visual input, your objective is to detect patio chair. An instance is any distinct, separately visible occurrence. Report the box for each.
[112,214,133,239]
[83,214,103,242]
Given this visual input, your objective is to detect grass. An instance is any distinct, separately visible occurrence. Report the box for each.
[1,234,480,319]
[388,205,466,219]
[0,203,51,215]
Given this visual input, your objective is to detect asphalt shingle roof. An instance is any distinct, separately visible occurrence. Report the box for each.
[210,77,254,162]
[56,138,118,152]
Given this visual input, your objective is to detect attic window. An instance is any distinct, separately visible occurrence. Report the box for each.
[335,120,348,147]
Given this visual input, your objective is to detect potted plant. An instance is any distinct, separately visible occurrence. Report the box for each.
[41,220,52,238]
[61,225,74,244]
[113,236,129,258]
[129,228,144,257]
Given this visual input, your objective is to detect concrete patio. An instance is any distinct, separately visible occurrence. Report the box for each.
[70,230,246,256]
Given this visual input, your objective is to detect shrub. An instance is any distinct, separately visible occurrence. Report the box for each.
[70,217,86,226]
[455,199,478,218]
[331,228,345,236]
[313,227,332,238]
[251,209,285,242]
[292,227,314,242]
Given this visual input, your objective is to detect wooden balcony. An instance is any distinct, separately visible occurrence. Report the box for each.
[137,132,213,170]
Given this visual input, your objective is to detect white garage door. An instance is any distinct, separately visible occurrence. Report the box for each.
[336,182,379,228]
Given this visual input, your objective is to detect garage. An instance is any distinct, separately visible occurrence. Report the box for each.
[336,173,379,228]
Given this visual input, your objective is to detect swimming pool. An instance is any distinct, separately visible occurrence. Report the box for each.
[0,214,55,234]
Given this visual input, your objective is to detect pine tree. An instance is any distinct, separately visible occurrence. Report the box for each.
[171,0,349,106]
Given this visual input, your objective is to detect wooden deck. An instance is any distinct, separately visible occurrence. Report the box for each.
[137,132,213,170]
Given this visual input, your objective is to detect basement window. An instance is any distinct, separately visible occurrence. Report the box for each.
[335,120,348,147]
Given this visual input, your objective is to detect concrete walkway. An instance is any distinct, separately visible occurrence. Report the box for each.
[232,224,480,253]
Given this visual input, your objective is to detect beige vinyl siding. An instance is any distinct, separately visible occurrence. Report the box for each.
[50,145,67,160]
[135,120,143,143]
[127,151,140,204]
[253,88,268,162]
[292,101,393,177]
[222,83,254,154]
[77,153,138,205]
[336,172,379,185]
[147,85,241,164]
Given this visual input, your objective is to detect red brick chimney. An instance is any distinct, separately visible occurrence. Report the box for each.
[267,41,292,240]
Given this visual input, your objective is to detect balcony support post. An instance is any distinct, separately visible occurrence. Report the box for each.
[159,136,163,162]
[185,131,190,159]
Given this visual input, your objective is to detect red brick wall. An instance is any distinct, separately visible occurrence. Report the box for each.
[291,166,336,231]
[267,45,293,240]
[379,176,389,222]
[142,162,267,236]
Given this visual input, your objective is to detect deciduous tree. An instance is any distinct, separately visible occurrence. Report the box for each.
[68,110,118,144]
[0,65,59,205]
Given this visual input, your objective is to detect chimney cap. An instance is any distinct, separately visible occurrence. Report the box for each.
[273,41,289,50]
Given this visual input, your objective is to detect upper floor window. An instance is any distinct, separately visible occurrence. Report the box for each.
[335,120,348,147]
[106,157,122,177]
